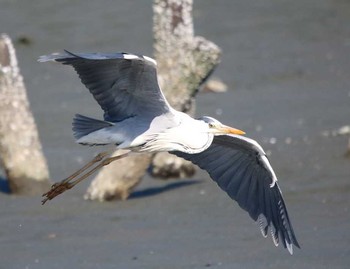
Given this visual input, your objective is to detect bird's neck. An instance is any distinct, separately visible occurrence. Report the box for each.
[140,113,214,154]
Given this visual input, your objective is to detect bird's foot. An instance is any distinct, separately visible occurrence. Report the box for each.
[41,181,73,205]
[41,151,131,205]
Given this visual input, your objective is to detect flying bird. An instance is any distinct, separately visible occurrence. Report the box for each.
[39,51,300,254]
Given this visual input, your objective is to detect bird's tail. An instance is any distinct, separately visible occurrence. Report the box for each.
[72,114,113,140]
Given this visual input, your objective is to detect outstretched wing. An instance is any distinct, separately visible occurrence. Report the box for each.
[172,134,300,254]
[39,51,172,122]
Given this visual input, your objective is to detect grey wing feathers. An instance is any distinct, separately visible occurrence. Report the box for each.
[172,134,300,254]
[39,51,170,122]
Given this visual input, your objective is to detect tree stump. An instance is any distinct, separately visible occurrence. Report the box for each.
[84,0,221,201]
[0,34,50,194]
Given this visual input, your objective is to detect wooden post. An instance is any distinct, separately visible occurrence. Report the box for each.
[0,34,51,194]
[150,0,221,179]
[84,0,221,201]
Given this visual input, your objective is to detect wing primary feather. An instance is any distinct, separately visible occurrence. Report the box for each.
[258,214,268,238]
[206,150,234,172]
[170,133,300,253]
[235,163,255,211]
[246,165,260,220]
[261,178,272,237]
[215,152,242,190]
[228,159,252,203]
[207,154,240,181]
[225,155,250,197]
[40,51,172,123]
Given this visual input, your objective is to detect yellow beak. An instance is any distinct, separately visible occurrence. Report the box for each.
[218,125,246,135]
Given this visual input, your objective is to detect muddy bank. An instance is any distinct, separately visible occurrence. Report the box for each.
[0,0,350,268]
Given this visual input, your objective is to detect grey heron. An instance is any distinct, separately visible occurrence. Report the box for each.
[39,50,300,254]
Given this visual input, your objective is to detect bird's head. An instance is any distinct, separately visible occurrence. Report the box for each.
[199,116,245,136]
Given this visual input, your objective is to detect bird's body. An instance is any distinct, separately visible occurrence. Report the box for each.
[39,50,300,254]
[74,110,212,154]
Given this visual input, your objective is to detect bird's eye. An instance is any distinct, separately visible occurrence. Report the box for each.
[208,123,214,128]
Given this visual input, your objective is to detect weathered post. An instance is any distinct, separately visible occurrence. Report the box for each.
[0,34,50,194]
[84,0,221,201]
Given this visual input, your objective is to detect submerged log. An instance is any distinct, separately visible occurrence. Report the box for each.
[0,34,50,194]
[84,0,221,201]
